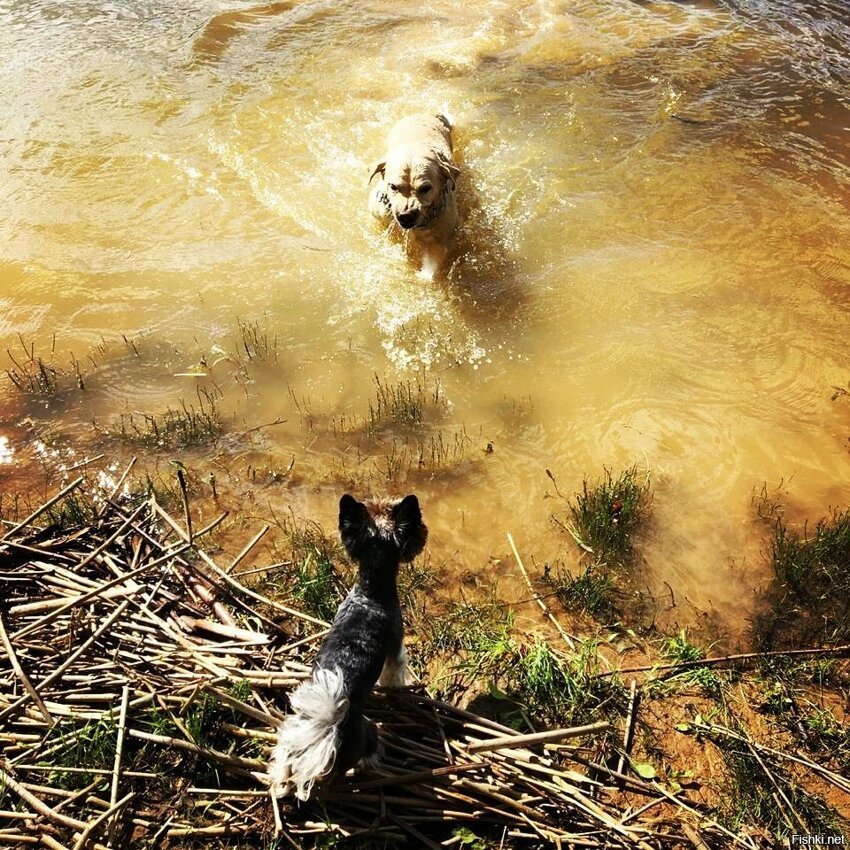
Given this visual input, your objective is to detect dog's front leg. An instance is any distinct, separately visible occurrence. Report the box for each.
[378,644,408,687]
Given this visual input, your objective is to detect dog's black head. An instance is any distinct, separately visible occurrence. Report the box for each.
[339,493,427,566]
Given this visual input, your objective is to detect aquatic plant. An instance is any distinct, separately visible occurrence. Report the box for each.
[367,373,446,432]
[108,386,223,450]
[549,465,652,623]
[235,316,279,364]
[5,335,85,397]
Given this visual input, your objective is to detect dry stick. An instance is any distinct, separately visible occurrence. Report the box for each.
[191,510,230,540]
[341,762,487,793]
[107,686,131,836]
[467,721,612,754]
[385,812,444,850]
[233,560,290,578]
[176,468,192,542]
[0,764,87,831]
[682,824,711,850]
[746,739,806,834]
[270,792,283,839]
[412,694,521,737]
[153,502,329,628]
[71,791,134,850]
[115,500,283,634]
[594,643,850,678]
[227,525,269,574]
[507,532,575,651]
[39,836,76,850]
[65,455,105,473]
[11,543,191,641]
[277,628,329,654]
[202,685,277,726]
[0,611,52,724]
[430,704,454,765]
[127,729,263,771]
[616,679,639,783]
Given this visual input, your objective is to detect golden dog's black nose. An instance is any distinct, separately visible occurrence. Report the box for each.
[396,210,418,229]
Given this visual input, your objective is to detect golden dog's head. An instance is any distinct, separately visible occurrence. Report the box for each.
[370,149,459,231]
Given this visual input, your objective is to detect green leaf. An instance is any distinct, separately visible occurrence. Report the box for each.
[632,761,658,780]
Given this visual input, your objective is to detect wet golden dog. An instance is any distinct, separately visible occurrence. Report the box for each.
[368,113,460,277]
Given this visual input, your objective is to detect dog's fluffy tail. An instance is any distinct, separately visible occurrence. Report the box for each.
[267,666,349,801]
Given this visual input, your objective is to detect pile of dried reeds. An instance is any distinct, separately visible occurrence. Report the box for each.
[1,474,731,849]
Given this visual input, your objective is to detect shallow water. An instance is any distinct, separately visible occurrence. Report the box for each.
[1,0,849,637]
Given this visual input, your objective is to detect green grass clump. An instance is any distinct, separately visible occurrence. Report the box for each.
[432,605,624,728]
[568,466,651,568]
[46,717,116,790]
[755,508,850,647]
[659,630,723,696]
[261,518,348,623]
[292,547,340,623]
[550,465,651,623]
[419,600,513,657]
[554,561,617,620]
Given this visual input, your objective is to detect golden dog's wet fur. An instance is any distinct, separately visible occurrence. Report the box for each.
[368,113,460,277]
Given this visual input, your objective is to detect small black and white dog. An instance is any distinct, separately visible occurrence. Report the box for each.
[267,493,427,800]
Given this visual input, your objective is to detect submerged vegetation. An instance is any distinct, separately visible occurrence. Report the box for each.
[5,334,86,397]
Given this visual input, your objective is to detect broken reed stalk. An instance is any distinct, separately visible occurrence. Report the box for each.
[507,531,576,651]
[466,721,612,754]
[0,611,52,724]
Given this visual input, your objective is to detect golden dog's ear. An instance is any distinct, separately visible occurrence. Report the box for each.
[368,160,386,184]
[435,151,460,189]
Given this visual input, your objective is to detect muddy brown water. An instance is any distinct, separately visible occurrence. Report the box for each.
[1,0,849,639]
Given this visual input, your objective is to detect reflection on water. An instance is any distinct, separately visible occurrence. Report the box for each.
[1,0,849,638]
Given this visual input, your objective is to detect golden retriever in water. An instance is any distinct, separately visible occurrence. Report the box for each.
[368,113,460,277]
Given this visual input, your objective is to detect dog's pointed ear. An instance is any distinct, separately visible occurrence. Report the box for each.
[339,494,371,560]
[392,494,428,562]
[368,160,386,184]
[435,152,460,190]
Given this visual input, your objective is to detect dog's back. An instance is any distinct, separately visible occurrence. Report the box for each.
[315,585,400,706]
[386,113,453,158]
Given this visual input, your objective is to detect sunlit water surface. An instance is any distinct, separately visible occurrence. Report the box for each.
[1,0,849,638]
